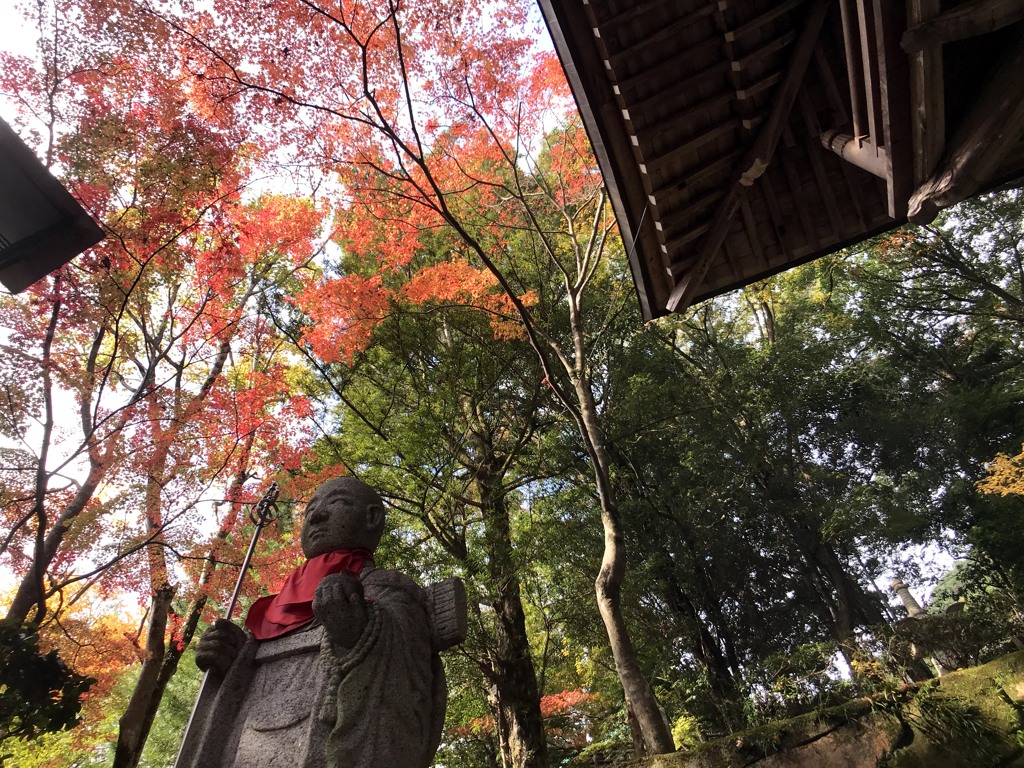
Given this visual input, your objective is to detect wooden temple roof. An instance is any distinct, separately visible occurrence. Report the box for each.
[537,0,1024,319]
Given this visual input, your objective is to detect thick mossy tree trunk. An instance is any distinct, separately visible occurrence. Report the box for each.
[483,497,548,767]
[469,437,549,767]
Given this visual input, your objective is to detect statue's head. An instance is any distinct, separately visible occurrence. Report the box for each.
[300,476,386,559]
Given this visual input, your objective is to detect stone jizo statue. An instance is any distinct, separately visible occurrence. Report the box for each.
[178,477,467,768]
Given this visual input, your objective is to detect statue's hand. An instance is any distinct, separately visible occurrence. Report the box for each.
[195,619,246,677]
[313,571,367,648]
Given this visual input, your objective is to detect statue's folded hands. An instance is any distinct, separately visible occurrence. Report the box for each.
[312,571,367,648]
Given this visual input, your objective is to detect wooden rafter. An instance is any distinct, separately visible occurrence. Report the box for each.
[823,0,912,217]
[608,5,718,69]
[597,0,704,30]
[907,0,944,184]
[665,0,830,313]
[838,0,867,139]
[629,60,731,117]
[653,149,742,199]
[728,0,807,40]
[733,31,798,73]
[615,35,723,93]
[873,0,913,218]
[649,121,739,168]
[798,93,843,238]
[855,0,882,142]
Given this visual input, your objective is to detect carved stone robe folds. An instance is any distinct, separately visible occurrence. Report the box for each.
[180,567,450,768]
[324,569,443,768]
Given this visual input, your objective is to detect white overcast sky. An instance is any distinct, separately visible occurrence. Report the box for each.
[0,5,35,123]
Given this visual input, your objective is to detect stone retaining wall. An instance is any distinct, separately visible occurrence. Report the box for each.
[630,652,1024,768]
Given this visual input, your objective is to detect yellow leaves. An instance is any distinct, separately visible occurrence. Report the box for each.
[17,586,143,717]
[978,445,1024,497]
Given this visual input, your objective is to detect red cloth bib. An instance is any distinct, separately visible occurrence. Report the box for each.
[244,549,370,640]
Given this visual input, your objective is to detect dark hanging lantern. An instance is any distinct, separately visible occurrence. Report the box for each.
[0,117,104,293]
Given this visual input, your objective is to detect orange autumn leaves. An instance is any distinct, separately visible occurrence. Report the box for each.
[403,259,535,341]
[295,256,533,364]
[294,273,391,364]
[146,0,578,365]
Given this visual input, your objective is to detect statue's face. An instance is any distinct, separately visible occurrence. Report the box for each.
[300,478,384,559]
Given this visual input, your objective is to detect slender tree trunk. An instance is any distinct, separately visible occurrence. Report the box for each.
[576,380,674,755]
[12,288,60,626]
[660,557,742,731]
[114,582,176,768]
[442,169,674,754]
[8,316,141,624]
[6,466,105,623]
[114,439,174,768]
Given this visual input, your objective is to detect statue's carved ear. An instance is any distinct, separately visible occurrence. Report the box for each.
[365,503,385,532]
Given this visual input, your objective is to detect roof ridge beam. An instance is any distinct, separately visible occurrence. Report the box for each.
[902,0,1024,52]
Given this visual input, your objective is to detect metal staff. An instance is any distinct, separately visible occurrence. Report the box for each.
[173,482,281,768]
[223,482,280,619]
